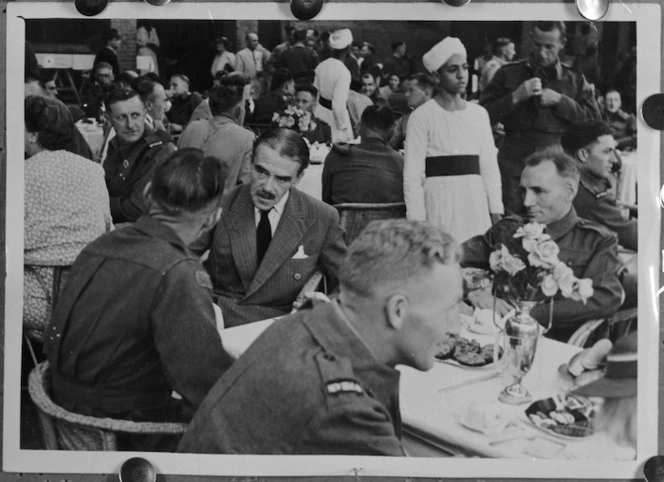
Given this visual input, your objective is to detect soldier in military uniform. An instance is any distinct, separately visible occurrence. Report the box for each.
[45,149,234,451]
[480,21,601,215]
[462,148,624,342]
[602,89,637,150]
[561,120,637,252]
[178,219,463,455]
[103,88,176,224]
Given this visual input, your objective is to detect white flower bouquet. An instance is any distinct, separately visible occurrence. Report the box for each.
[489,222,594,305]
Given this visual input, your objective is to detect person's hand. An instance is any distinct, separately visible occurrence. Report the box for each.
[490,213,503,225]
[467,289,512,317]
[492,122,505,136]
[291,291,331,311]
[512,78,542,104]
[539,88,562,107]
[170,123,183,133]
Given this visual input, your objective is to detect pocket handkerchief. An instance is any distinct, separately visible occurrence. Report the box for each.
[291,245,309,259]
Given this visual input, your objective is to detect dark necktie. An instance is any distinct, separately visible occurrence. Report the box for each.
[256,209,272,265]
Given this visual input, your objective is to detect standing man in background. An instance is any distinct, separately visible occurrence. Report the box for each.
[480,21,600,215]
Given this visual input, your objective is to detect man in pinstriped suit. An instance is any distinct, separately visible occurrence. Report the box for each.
[195,128,347,328]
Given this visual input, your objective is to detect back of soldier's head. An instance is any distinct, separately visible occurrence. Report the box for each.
[209,84,245,116]
[339,219,460,298]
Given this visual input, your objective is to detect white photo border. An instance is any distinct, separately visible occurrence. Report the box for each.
[5,2,660,478]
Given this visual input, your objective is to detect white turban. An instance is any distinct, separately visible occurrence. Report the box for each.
[329,29,353,50]
[422,37,467,73]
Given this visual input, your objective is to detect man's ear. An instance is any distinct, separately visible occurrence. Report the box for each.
[576,148,588,163]
[385,293,408,331]
[565,178,579,199]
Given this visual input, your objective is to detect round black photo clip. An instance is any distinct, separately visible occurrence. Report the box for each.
[642,94,664,131]
[119,457,157,482]
[290,0,324,20]
[644,455,664,482]
[75,0,109,16]
[442,0,472,6]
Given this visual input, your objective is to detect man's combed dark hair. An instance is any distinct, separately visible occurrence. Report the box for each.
[408,73,436,92]
[295,83,318,97]
[270,68,294,92]
[254,128,310,175]
[25,96,75,151]
[532,21,567,38]
[150,148,227,214]
[492,37,513,56]
[360,105,395,133]
[135,79,161,102]
[104,88,142,112]
[561,120,613,156]
[209,84,245,116]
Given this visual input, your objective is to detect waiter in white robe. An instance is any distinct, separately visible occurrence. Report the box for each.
[313,29,354,143]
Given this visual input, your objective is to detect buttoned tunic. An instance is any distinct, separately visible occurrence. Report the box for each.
[573,169,637,251]
[45,216,233,421]
[480,60,600,213]
[461,209,624,341]
[177,300,404,455]
[104,127,175,223]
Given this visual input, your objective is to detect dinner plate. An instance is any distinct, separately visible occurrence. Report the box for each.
[463,310,514,335]
[525,394,597,440]
[437,357,499,370]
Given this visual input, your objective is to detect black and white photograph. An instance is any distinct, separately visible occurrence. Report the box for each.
[4,2,660,478]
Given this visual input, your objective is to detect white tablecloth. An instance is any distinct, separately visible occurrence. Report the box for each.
[76,121,105,163]
[297,164,324,200]
[218,316,629,459]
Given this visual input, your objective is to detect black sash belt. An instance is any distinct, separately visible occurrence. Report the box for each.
[319,96,332,110]
[51,370,168,412]
[425,155,480,178]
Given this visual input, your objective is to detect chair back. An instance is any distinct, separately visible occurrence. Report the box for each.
[334,202,407,245]
[28,361,187,450]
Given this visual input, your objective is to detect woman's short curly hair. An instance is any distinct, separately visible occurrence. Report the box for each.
[25,96,74,151]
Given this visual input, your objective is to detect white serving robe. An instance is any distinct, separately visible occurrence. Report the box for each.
[403,99,503,244]
[313,58,353,143]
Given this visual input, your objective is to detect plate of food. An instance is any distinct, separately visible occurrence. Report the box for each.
[463,308,515,335]
[525,394,598,439]
[435,334,500,369]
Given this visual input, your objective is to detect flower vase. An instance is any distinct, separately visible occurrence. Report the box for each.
[496,301,540,405]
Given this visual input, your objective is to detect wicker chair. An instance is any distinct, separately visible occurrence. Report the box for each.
[28,361,187,450]
[567,307,638,348]
[334,202,407,245]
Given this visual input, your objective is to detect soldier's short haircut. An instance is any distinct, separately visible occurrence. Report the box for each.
[150,148,227,214]
[524,146,580,184]
[208,84,245,116]
[561,120,614,156]
[339,220,460,297]
[360,105,395,133]
[104,88,142,112]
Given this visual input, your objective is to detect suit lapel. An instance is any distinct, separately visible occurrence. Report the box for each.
[226,187,259,292]
[248,190,315,295]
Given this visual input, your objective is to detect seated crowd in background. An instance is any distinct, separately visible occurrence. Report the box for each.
[22,20,640,455]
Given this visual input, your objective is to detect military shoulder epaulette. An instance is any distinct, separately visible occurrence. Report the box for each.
[148,140,164,149]
[576,217,614,237]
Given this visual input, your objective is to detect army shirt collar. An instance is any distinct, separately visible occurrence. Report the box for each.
[579,167,612,196]
[132,215,190,254]
[545,207,579,241]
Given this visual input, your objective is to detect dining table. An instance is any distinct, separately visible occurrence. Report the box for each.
[218,313,629,460]
[75,119,105,163]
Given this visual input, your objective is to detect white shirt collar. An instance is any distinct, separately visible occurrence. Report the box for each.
[254,190,290,234]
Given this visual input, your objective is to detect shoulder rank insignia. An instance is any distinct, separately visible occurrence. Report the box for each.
[148,140,164,148]
[326,379,364,396]
[195,270,213,290]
